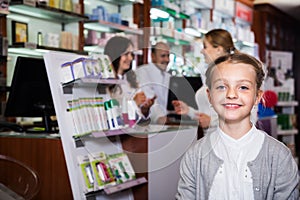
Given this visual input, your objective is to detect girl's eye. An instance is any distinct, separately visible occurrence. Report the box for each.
[216,85,226,90]
[240,85,249,90]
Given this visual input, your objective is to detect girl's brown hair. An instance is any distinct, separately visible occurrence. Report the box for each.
[205,52,265,91]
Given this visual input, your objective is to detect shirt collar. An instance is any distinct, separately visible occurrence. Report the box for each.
[218,125,257,148]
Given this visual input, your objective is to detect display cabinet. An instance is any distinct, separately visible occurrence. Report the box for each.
[43,51,197,199]
[275,100,298,162]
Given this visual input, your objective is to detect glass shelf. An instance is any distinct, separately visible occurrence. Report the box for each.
[234,40,256,48]
[85,177,147,197]
[63,77,126,87]
[163,35,190,45]
[62,77,126,94]
[152,34,191,46]
[9,2,88,23]
[104,177,147,195]
[277,129,298,136]
[73,125,196,148]
[84,20,143,35]
[8,43,87,57]
[184,27,256,48]
[276,101,298,107]
[185,0,212,9]
[99,0,143,6]
[0,10,10,15]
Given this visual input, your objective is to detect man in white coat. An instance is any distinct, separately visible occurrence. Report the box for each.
[135,42,171,121]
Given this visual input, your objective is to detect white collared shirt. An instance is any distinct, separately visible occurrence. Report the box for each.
[135,63,171,115]
[209,125,265,200]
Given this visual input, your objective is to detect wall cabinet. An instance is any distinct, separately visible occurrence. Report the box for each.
[252,4,298,62]
[252,3,300,158]
[8,0,88,55]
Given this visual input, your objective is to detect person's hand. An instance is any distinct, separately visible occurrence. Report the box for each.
[134,92,156,117]
[195,113,211,129]
[140,95,156,109]
[172,100,189,115]
[134,91,147,107]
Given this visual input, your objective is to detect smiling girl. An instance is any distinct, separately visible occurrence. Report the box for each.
[176,52,299,200]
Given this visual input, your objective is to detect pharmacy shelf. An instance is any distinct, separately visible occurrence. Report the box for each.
[151,34,191,46]
[62,77,126,94]
[276,101,299,107]
[85,177,147,198]
[277,129,298,136]
[62,77,125,87]
[73,125,195,148]
[9,1,88,23]
[0,10,9,15]
[84,20,143,35]
[98,0,144,6]
[104,177,147,195]
[8,43,87,58]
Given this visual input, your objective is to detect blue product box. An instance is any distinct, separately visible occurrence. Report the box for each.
[151,0,164,6]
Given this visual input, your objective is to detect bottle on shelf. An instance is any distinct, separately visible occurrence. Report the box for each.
[37,31,43,46]
[61,0,73,12]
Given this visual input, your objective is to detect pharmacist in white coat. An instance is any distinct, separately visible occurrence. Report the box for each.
[135,42,171,120]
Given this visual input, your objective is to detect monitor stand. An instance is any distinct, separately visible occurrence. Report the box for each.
[26,104,58,134]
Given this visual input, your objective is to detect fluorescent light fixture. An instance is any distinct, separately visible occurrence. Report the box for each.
[150,8,169,19]
[184,27,201,37]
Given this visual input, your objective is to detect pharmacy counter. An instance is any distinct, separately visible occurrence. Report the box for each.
[0,132,73,200]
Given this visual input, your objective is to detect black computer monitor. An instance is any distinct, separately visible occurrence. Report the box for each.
[4,56,56,133]
[167,76,203,111]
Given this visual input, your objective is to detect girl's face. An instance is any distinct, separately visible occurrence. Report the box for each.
[201,39,224,64]
[118,45,134,75]
[207,62,262,125]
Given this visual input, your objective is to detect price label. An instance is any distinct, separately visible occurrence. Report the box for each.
[24,42,37,49]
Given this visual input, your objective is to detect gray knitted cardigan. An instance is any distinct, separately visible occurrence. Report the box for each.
[176,128,300,200]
